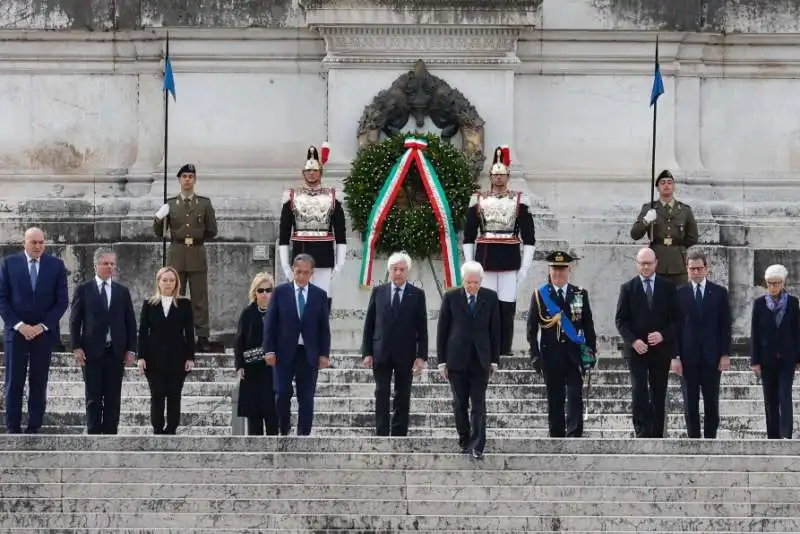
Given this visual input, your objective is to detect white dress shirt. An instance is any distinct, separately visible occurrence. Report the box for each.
[693,278,706,298]
[96,276,112,342]
[639,274,656,293]
[161,296,174,317]
[14,252,44,332]
[391,282,407,304]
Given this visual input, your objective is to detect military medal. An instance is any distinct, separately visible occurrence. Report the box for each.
[663,237,672,246]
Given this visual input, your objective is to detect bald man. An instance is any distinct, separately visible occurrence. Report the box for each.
[614,247,681,438]
[0,227,69,433]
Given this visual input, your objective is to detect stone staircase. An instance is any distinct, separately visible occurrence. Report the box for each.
[6,349,800,532]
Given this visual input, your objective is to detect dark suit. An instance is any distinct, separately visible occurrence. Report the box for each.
[676,280,731,438]
[527,283,597,437]
[263,282,331,436]
[362,282,428,436]
[234,303,277,436]
[437,287,500,453]
[750,294,800,439]
[137,298,195,434]
[615,275,680,438]
[69,278,137,434]
[0,252,68,433]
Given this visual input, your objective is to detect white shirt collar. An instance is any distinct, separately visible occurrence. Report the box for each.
[95,275,111,287]
[639,274,655,284]
[24,251,38,263]
[392,282,407,292]
[693,278,706,289]
[552,283,568,293]
[293,282,308,293]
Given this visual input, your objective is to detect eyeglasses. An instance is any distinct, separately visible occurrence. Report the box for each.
[256,287,273,294]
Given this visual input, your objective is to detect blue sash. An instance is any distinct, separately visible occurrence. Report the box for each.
[538,283,585,345]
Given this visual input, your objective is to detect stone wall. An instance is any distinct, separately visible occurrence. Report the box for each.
[2,0,800,343]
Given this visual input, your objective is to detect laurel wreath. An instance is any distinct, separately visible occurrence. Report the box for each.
[344,133,476,259]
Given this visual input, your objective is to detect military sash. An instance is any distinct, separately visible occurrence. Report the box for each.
[536,283,585,345]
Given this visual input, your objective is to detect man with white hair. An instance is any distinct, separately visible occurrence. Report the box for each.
[361,251,428,436]
[437,260,500,459]
[462,145,536,356]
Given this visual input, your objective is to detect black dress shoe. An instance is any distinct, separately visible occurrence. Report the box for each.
[197,337,212,352]
[24,428,39,435]
[471,449,484,460]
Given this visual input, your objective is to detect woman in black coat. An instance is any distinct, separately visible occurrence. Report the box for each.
[137,266,195,435]
[235,272,278,435]
[750,264,800,439]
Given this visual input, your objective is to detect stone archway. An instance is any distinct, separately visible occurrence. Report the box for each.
[356,59,486,180]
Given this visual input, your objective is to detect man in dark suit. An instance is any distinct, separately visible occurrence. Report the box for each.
[362,251,428,436]
[670,250,732,439]
[264,253,331,436]
[527,251,597,437]
[437,260,500,459]
[69,249,137,434]
[615,247,681,438]
[0,227,69,433]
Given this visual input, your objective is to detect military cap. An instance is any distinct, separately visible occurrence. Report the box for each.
[177,163,196,177]
[546,250,576,267]
[655,169,673,186]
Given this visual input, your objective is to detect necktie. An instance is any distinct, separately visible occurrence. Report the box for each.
[297,287,306,320]
[557,288,565,307]
[29,259,38,289]
[392,287,401,313]
[645,278,654,308]
[665,204,672,215]
[695,284,703,308]
[468,294,476,316]
[101,281,109,310]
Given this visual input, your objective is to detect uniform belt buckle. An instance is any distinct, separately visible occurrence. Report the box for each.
[184,237,194,246]
[663,238,673,246]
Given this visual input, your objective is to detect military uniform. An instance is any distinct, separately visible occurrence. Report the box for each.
[278,144,347,305]
[153,164,218,343]
[463,146,535,356]
[630,173,698,287]
[526,251,597,438]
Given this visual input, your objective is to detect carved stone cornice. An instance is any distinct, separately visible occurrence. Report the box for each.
[302,0,541,66]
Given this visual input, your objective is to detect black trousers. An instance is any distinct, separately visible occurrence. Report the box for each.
[247,415,278,436]
[626,353,671,438]
[82,347,125,435]
[680,361,721,438]
[373,358,414,436]
[542,353,583,437]
[761,363,795,439]
[147,370,187,434]
[448,352,489,453]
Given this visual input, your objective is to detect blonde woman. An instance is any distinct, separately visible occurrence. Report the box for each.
[234,272,278,435]
[137,266,195,434]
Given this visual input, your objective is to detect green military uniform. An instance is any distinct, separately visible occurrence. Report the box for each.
[153,192,218,339]
[630,198,698,286]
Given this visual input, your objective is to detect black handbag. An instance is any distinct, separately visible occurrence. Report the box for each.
[243,347,265,365]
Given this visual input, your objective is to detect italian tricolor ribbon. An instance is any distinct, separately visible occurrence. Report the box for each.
[359,137,462,288]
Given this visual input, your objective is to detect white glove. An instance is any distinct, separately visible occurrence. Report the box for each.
[332,244,347,279]
[155,204,170,220]
[518,245,535,282]
[643,209,657,224]
[462,244,474,263]
[278,245,292,281]
[517,268,529,283]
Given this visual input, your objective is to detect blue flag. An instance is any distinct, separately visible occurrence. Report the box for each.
[163,55,176,101]
[650,59,664,107]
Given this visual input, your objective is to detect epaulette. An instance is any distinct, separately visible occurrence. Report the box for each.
[468,193,479,208]
[195,195,210,201]
[166,196,177,202]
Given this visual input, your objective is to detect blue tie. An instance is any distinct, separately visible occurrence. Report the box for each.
[29,259,38,290]
[297,287,306,320]
[468,294,476,316]
[695,284,703,309]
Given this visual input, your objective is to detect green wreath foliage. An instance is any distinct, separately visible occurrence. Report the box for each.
[344,132,477,259]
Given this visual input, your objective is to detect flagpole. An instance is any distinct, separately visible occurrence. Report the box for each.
[162,32,170,268]
[650,35,659,209]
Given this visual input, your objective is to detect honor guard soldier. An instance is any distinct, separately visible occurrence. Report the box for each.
[463,145,535,356]
[278,144,347,311]
[631,169,699,286]
[526,251,597,438]
[154,163,218,352]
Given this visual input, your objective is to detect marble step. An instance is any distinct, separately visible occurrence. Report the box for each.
[23,426,774,439]
[4,513,800,531]
[37,381,784,400]
[0,367,770,386]
[0,410,782,430]
[33,395,790,416]
[0,351,756,371]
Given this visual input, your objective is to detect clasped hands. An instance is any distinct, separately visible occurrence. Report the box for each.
[17,323,44,341]
[632,331,664,355]
[363,356,426,376]
[263,353,330,370]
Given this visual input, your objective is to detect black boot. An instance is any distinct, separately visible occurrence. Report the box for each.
[499,301,516,356]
